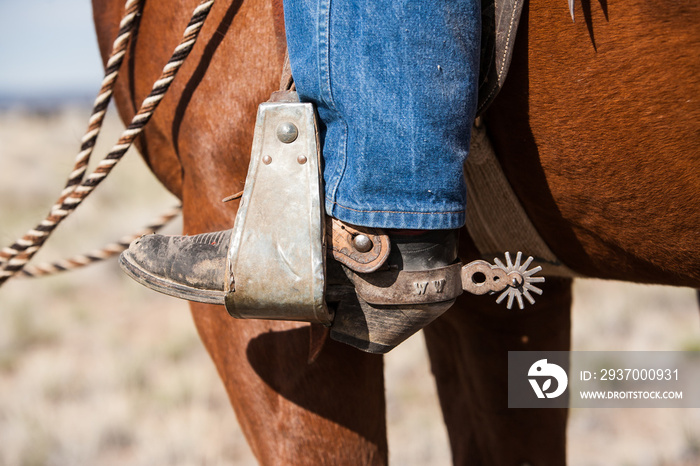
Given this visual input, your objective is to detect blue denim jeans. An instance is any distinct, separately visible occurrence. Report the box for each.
[284,0,481,229]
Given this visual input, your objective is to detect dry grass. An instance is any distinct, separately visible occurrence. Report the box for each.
[0,107,698,465]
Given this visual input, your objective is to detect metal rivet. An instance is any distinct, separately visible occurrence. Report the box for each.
[262,155,272,165]
[509,272,524,287]
[297,155,307,164]
[352,234,373,253]
[277,122,298,143]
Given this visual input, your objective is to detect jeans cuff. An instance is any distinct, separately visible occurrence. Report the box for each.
[326,199,466,230]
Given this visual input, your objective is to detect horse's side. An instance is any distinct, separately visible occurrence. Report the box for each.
[92,0,699,463]
[487,0,700,287]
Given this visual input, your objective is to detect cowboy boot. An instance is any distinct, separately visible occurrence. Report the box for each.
[119,223,461,353]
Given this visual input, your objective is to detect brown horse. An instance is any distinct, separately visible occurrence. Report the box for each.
[92,0,700,464]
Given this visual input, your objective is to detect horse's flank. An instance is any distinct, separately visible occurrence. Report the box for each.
[487,0,700,286]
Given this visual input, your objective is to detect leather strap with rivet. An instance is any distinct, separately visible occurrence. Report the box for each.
[327,218,390,273]
[351,263,465,305]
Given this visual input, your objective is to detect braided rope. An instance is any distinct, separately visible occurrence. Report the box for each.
[0,0,216,286]
[59,0,143,205]
[18,206,181,278]
[0,0,142,269]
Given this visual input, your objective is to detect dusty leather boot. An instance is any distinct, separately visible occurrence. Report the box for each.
[119,222,461,353]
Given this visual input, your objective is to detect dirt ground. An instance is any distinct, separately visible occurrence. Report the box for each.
[1,107,698,465]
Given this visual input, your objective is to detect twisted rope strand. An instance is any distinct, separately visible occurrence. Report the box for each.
[59,0,144,204]
[0,0,142,265]
[0,0,216,287]
[19,206,181,278]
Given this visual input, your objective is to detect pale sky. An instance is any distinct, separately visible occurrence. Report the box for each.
[0,0,103,98]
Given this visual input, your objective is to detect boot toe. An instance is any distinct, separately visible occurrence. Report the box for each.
[119,231,231,305]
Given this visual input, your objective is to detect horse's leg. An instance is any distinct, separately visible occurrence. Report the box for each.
[423,235,571,465]
[187,304,388,463]
[93,0,389,461]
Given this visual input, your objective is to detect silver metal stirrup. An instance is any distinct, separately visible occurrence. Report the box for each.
[224,91,332,325]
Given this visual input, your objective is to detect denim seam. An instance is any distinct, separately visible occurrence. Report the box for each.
[327,199,465,216]
[318,0,348,207]
[317,0,333,110]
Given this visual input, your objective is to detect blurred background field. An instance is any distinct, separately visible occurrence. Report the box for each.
[1,103,699,466]
[1,1,700,464]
